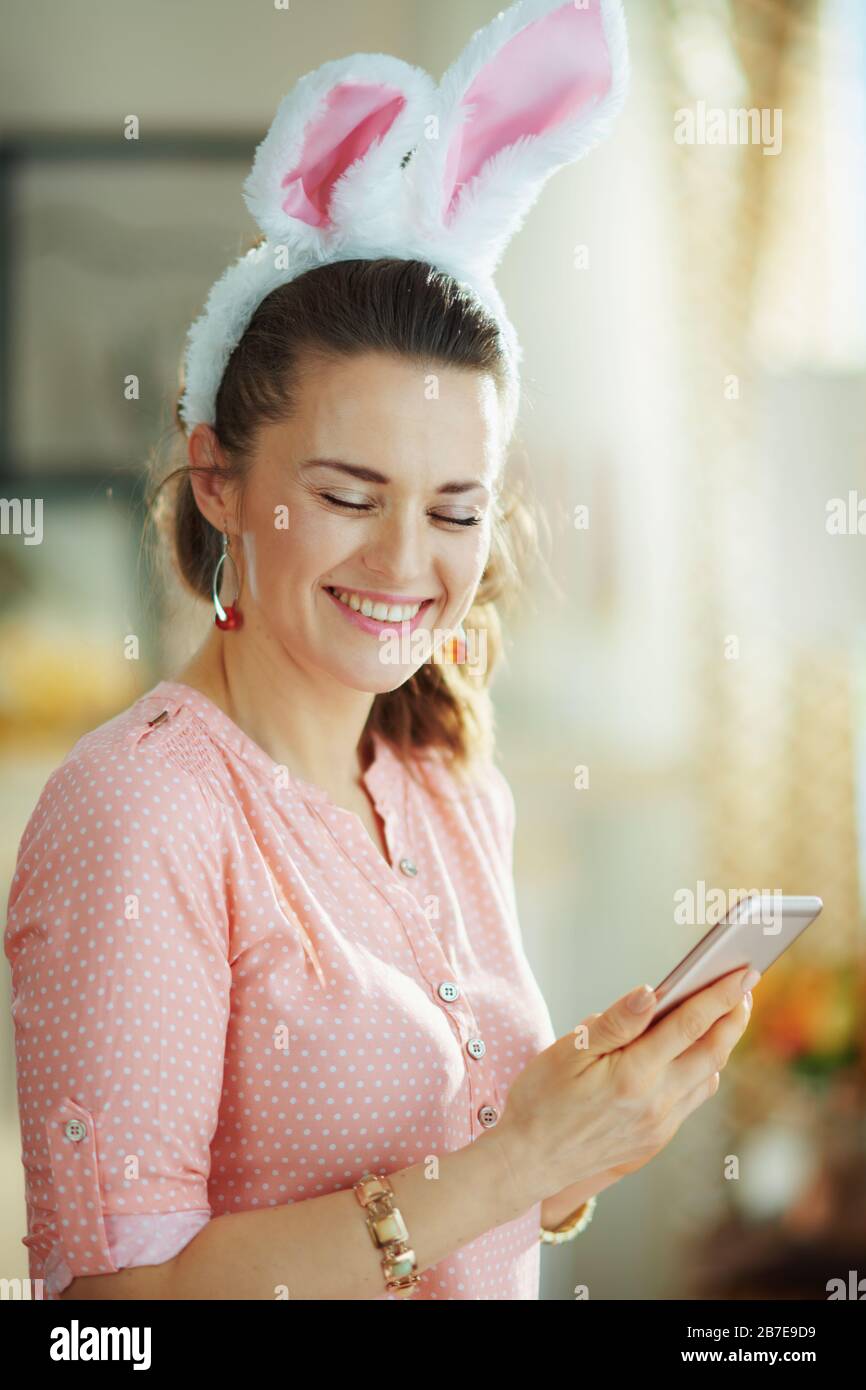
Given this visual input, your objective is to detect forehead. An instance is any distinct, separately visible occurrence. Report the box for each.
[264,351,504,477]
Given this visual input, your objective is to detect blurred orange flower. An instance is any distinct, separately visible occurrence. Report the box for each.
[738,956,864,1077]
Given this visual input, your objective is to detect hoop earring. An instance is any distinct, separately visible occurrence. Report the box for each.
[212,531,243,630]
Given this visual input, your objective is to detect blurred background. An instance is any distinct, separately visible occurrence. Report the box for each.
[1,0,865,1299]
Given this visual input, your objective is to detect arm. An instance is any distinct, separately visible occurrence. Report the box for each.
[4,747,232,1299]
[61,1125,539,1300]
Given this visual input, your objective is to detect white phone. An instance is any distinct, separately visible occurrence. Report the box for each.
[648,894,824,1024]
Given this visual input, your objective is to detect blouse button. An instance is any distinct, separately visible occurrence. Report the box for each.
[467,1037,487,1060]
[398,858,418,876]
[437,981,461,1002]
[478,1105,499,1128]
[63,1119,87,1142]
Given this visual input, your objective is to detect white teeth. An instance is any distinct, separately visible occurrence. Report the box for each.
[331,589,422,622]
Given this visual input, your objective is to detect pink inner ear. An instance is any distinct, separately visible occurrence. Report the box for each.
[281,82,407,228]
[443,0,611,224]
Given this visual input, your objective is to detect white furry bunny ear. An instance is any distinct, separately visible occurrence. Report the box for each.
[412,0,629,277]
[179,53,435,435]
[242,53,436,253]
[178,1,630,437]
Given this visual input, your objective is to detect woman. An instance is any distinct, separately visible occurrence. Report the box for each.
[4,0,755,1301]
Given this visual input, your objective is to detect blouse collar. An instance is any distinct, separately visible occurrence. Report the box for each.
[144,679,398,809]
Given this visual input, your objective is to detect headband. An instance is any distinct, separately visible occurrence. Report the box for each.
[177,0,630,437]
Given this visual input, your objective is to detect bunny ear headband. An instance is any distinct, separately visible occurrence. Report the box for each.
[178,0,630,436]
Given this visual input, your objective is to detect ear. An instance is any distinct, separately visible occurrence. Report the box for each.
[243,53,436,252]
[413,0,629,274]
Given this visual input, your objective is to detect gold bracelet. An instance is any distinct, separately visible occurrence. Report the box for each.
[354,1171,422,1298]
[539,1193,598,1245]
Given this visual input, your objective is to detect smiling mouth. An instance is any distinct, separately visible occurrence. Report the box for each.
[323,586,434,623]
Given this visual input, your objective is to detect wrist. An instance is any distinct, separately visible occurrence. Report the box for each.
[477,1124,546,1219]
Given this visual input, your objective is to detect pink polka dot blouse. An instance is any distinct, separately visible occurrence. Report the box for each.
[4,679,558,1300]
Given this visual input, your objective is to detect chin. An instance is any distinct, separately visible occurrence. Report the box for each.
[329,664,420,695]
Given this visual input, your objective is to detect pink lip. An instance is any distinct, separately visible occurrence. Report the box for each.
[323,586,434,636]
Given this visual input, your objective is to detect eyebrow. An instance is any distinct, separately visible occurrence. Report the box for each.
[300,457,490,496]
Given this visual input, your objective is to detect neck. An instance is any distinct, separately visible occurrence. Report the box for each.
[175,626,376,796]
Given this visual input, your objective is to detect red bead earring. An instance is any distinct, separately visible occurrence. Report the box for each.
[213,530,243,630]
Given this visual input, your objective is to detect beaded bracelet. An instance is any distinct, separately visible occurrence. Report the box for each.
[539,1193,598,1245]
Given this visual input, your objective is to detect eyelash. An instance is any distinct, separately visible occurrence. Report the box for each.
[321,493,481,527]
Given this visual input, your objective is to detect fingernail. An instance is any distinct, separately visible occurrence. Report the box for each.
[744,990,753,1013]
[742,968,761,992]
[628,985,656,1013]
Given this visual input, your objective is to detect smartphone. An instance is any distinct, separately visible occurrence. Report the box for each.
[648,894,823,1024]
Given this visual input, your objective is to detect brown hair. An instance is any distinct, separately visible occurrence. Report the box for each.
[145,253,544,792]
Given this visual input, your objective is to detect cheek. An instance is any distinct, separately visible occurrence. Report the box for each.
[435,535,490,624]
[451,526,491,592]
[243,502,332,605]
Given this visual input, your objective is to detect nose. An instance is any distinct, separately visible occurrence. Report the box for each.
[362,509,430,589]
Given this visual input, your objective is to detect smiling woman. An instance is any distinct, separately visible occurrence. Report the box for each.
[4,0,638,1304]
[5,254,564,1305]
[148,256,530,782]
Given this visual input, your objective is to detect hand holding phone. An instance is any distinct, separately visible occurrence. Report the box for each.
[648,894,823,1025]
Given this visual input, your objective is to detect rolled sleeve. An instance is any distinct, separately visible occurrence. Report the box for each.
[4,741,231,1295]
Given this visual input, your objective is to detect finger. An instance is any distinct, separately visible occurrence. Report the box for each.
[666,993,752,1096]
[629,965,755,1071]
[570,983,660,1062]
[663,1068,721,1139]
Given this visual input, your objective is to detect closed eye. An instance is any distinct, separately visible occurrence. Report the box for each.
[321,493,481,527]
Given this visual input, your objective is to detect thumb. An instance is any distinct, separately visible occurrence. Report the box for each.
[572,984,657,1061]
